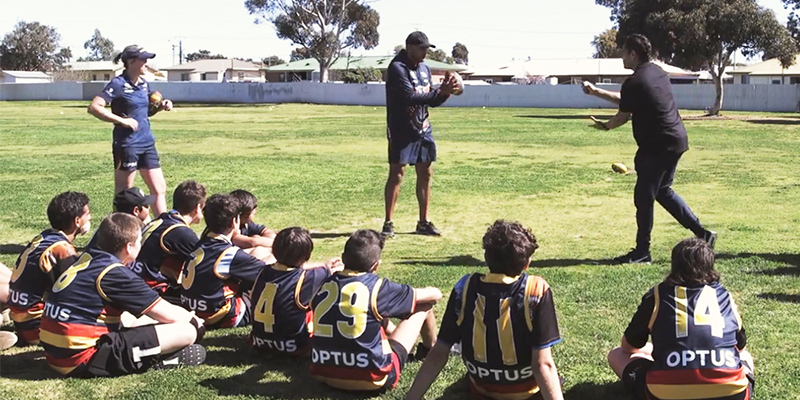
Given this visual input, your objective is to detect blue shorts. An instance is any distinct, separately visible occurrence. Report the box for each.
[388,138,437,165]
[113,144,161,171]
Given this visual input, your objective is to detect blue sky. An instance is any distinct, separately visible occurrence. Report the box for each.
[0,0,793,68]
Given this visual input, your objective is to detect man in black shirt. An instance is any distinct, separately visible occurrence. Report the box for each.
[583,34,716,264]
[382,31,457,238]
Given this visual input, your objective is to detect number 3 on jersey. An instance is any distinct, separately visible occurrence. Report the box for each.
[314,281,369,339]
[675,285,724,338]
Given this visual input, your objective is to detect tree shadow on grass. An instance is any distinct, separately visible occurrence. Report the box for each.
[564,381,626,400]
[530,258,609,268]
[716,252,800,276]
[310,232,352,239]
[0,243,25,255]
[757,293,800,304]
[513,114,617,120]
[746,119,800,125]
[395,255,485,267]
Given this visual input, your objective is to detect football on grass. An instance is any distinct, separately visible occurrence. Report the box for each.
[611,162,628,174]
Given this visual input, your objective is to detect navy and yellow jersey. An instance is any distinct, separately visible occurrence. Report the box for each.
[625,281,748,400]
[8,230,77,344]
[135,211,198,289]
[310,270,416,391]
[438,273,561,400]
[180,232,265,327]
[241,221,268,237]
[39,248,161,375]
[98,72,155,148]
[250,263,331,353]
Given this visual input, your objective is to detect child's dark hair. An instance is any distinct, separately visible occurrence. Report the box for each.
[47,191,90,232]
[173,180,207,215]
[482,220,538,276]
[273,227,313,267]
[666,238,719,286]
[230,189,258,216]
[97,213,142,254]
[204,194,240,234]
[342,229,385,272]
[623,34,652,62]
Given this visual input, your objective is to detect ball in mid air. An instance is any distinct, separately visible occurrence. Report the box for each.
[148,91,163,116]
[611,162,628,174]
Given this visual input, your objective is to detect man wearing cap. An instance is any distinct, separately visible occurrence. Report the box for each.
[382,31,457,238]
[88,44,173,217]
[85,187,154,251]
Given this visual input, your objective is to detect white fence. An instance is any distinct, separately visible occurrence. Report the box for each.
[1,81,799,112]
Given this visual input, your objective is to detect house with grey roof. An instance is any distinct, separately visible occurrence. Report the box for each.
[264,55,466,83]
[162,59,264,82]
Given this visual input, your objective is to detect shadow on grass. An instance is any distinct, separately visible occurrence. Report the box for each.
[514,114,616,120]
[395,255,485,267]
[0,243,25,255]
[716,252,800,276]
[757,293,800,303]
[531,258,609,268]
[746,119,800,125]
[564,381,625,400]
[0,346,60,380]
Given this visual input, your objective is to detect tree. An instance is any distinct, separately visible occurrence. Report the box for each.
[185,49,226,62]
[245,0,380,82]
[79,29,115,61]
[426,48,454,64]
[452,42,469,64]
[0,21,72,71]
[262,55,285,66]
[598,0,797,115]
[393,44,404,55]
[290,47,311,61]
[591,28,622,58]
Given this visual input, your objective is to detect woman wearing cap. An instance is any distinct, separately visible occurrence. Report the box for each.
[88,44,172,215]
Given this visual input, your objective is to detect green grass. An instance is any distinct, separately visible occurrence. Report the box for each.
[2,102,800,399]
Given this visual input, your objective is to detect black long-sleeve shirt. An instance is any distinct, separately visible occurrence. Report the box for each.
[385,50,447,143]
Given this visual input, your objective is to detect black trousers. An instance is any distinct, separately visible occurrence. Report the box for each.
[634,151,705,251]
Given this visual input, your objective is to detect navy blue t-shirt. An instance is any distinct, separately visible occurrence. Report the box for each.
[99,72,155,148]
[386,50,448,144]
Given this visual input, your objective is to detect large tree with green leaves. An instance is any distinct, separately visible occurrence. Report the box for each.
[426,48,454,64]
[598,0,797,115]
[591,28,622,58]
[79,29,115,61]
[245,0,380,82]
[0,21,72,71]
[185,49,226,62]
[452,42,469,65]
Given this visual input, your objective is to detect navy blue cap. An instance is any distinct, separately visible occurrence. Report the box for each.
[406,31,435,48]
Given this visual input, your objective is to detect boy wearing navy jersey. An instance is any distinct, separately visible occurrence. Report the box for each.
[135,180,206,292]
[310,229,442,392]
[250,227,343,355]
[180,194,266,328]
[608,238,755,400]
[39,213,205,377]
[230,189,277,249]
[407,220,564,400]
[8,191,92,345]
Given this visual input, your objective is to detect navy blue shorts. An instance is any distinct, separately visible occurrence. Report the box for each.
[388,138,437,165]
[113,144,161,171]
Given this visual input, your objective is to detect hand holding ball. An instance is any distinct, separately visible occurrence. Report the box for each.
[444,71,464,96]
[148,91,163,116]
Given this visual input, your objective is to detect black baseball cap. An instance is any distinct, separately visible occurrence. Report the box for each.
[120,45,156,61]
[114,187,155,214]
[406,31,435,48]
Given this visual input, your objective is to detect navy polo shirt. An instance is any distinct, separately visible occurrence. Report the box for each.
[385,50,447,143]
[99,72,155,148]
[619,62,688,155]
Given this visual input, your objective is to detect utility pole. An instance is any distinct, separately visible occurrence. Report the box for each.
[179,40,183,64]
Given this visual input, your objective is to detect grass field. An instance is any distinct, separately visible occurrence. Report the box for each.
[2,101,800,400]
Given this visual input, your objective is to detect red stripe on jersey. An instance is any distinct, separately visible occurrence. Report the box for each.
[46,347,97,368]
[310,362,393,381]
[40,318,110,338]
[648,367,746,385]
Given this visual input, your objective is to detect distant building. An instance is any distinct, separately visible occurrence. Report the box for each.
[162,59,264,82]
[462,58,701,85]
[729,55,800,84]
[0,70,53,83]
[264,55,466,83]
[63,61,165,82]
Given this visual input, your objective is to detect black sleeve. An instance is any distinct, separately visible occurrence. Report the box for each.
[624,289,656,349]
[619,77,638,113]
[437,287,462,346]
[229,250,266,290]
[98,265,161,317]
[163,226,199,258]
[386,61,443,106]
[297,267,331,308]
[736,327,747,350]
[247,222,268,236]
[529,287,561,348]
[426,65,448,108]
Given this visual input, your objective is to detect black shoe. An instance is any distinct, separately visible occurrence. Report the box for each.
[409,343,431,362]
[612,249,652,265]
[415,220,441,236]
[701,230,717,249]
[381,221,395,238]
[152,344,206,369]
